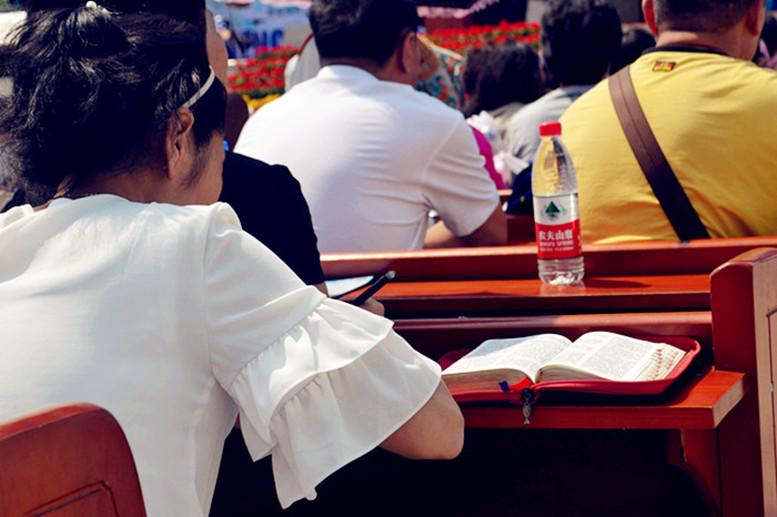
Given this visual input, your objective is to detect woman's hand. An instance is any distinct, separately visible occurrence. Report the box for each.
[359,297,385,316]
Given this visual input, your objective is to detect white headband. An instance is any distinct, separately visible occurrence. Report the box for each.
[180,67,216,110]
[85,1,109,13]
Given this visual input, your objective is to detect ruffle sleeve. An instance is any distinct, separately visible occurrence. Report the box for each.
[226,297,441,509]
[203,206,442,508]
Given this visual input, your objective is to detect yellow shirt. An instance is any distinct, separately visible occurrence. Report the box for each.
[561,48,777,243]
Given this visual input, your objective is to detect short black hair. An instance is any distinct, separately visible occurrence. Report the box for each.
[0,7,225,200]
[541,0,622,86]
[611,27,656,74]
[461,48,489,100]
[654,0,758,33]
[309,0,421,67]
[24,0,206,33]
[762,13,777,55]
[463,43,542,117]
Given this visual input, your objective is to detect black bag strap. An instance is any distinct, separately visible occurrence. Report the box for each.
[608,66,710,241]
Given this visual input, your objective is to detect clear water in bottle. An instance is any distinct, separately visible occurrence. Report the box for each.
[532,121,584,285]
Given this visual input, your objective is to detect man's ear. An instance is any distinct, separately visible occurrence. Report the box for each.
[164,108,196,182]
[642,0,659,36]
[398,31,417,75]
[744,0,766,36]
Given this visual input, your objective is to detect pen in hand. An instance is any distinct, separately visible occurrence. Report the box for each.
[351,270,396,306]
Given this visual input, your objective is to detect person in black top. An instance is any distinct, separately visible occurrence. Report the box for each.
[220,151,325,287]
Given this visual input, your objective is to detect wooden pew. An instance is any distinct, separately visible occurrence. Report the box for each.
[395,311,713,358]
[394,311,737,513]
[0,403,146,516]
[323,237,777,281]
[382,248,777,516]
[325,237,777,319]
[710,248,777,516]
[370,273,710,318]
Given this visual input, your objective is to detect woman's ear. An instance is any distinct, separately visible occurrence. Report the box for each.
[164,108,196,183]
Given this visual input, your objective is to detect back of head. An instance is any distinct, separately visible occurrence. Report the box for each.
[464,43,541,117]
[462,47,489,99]
[611,27,656,73]
[0,6,225,201]
[541,0,622,86]
[762,13,777,55]
[653,0,756,33]
[309,0,421,67]
[24,0,206,33]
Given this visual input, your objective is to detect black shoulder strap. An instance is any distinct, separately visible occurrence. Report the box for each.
[608,66,710,241]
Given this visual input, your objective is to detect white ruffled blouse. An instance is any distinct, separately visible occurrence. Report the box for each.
[0,196,441,516]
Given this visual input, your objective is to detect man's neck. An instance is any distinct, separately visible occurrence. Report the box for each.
[654,30,742,59]
[321,58,383,77]
[320,58,414,86]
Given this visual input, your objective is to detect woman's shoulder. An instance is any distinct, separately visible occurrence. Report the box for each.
[138,200,246,255]
[146,199,240,229]
[71,195,243,235]
[11,195,243,250]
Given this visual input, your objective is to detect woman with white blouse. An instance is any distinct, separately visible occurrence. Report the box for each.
[0,5,463,516]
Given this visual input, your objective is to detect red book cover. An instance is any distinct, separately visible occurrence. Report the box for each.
[440,335,700,405]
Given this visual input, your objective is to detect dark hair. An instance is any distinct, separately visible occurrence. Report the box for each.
[309,0,422,67]
[762,13,777,56]
[0,7,225,200]
[611,27,656,74]
[654,0,757,33]
[463,43,542,117]
[461,47,489,99]
[541,0,622,86]
[24,0,206,33]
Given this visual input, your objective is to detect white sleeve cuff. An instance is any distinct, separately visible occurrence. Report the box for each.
[227,298,441,509]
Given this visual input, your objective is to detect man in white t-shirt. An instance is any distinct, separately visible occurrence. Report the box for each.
[236,0,506,253]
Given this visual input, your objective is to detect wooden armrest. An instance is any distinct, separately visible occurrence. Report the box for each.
[461,368,745,430]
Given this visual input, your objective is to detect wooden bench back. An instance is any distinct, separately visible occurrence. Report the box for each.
[395,311,724,512]
[385,247,777,516]
[0,403,146,516]
[394,311,712,360]
[323,236,777,281]
[711,247,777,517]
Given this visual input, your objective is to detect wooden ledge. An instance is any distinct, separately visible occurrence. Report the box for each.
[461,368,745,430]
[369,274,712,317]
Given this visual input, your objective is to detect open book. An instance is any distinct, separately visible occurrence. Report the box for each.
[442,332,688,394]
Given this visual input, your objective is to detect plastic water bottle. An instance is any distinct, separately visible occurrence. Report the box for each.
[532,121,584,285]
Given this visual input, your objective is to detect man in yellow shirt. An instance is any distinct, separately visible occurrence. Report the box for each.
[561,0,776,243]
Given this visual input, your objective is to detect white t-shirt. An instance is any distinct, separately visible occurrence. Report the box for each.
[284,36,321,92]
[0,195,441,516]
[236,65,499,253]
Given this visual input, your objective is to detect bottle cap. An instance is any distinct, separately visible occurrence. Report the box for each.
[539,121,562,137]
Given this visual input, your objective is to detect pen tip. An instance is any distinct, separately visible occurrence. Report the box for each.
[386,270,396,280]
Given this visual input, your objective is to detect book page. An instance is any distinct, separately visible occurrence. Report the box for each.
[443,334,572,383]
[324,276,374,299]
[538,332,685,382]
